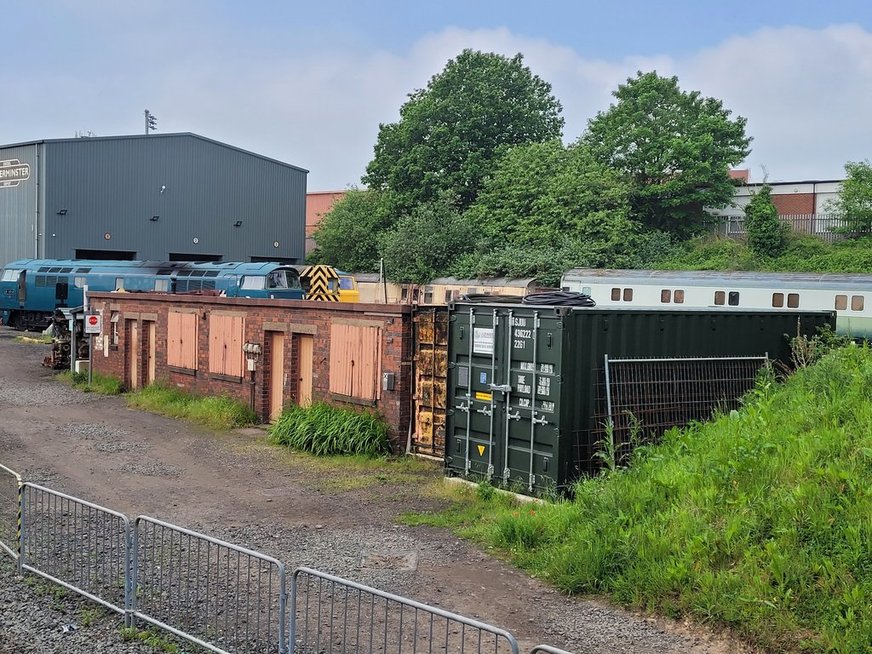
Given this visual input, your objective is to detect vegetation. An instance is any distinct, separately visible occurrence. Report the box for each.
[404,346,872,653]
[581,71,751,239]
[744,185,787,258]
[14,334,53,345]
[126,384,256,430]
[57,370,124,395]
[826,159,872,234]
[269,402,390,457]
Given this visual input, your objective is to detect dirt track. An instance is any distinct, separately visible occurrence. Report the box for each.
[0,327,756,654]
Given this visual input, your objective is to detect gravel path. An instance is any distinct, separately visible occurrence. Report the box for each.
[0,329,756,654]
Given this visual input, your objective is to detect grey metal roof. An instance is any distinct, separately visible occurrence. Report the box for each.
[429,277,538,288]
[562,268,872,290]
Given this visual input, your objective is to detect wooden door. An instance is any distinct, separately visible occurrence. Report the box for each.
[269,332,285,421]
[298,334,313,407]
[146,321,156,385]
[127,320,140,390]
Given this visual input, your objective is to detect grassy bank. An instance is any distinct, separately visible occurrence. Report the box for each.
[127,384,256,430]
[404,347,872,653]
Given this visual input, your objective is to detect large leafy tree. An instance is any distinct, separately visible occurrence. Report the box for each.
[582,71,751,238]
[363,49,564,214]
[828,160,872,234]
[310,189,394,272]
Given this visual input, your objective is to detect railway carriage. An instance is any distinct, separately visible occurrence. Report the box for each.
[561,268,872,338]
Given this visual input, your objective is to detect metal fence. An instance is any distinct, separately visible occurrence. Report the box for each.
[592,355,768,466]
[290,567,520,654]
[1,464,572,654]
[715,212,868,243]
[20,483,132,617]
[133,516,287,654]
[0,463,21,562]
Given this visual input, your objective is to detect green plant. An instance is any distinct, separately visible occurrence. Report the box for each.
[126,384,256,430]
[57,370,124,395]
[744,185,788,257]
[269,402,390,457]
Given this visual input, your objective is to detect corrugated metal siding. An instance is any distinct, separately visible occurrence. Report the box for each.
[209,314,244,378]
[167,311,198,369]
[328,323,382,401]
[39,134,306,262]
[0,144,39,268]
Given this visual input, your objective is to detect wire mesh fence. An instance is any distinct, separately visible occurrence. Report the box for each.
[20,482,131,615]
[588,355,768,468]
[715,212,866,243]
[0,463,21,561]
[290,567,520,654]
[133,516,288,654]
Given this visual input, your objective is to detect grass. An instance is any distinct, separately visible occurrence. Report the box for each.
[269,402,391,457]
[127,384,256,430]
[14,334,53,345]
[403,346,872,653]
[57,370,125,395]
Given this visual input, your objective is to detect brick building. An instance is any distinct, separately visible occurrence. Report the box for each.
[88,293,413,449]
[717,178,843,218]
[305,191,347,254]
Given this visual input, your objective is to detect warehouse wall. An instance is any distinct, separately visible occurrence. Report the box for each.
[0,143,41,268]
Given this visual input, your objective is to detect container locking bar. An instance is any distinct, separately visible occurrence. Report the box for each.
[455,401,470,413]
[488,383,512,393]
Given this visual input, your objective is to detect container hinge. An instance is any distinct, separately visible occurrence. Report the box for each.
[475,406,492,417]
[528,474,536,492]
[486,464,495,479]
[455,401,470,413]
[531,413,548,425]
[506,408,521,421]
[489,383,511,393]
[502,467,511,482]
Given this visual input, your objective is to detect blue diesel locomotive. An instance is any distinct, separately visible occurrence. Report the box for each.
[0,259,304,331]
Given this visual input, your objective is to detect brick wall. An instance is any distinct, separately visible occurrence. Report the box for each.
[772,192,815,215]
[89,293,413,451]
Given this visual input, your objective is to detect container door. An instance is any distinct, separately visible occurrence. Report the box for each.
[297,334,313,407]
[500,310,561,493]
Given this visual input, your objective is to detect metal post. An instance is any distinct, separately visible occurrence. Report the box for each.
[84,286,92,385]
[527,312,539,492]
[603,354,614,459]
[464,307,474,475]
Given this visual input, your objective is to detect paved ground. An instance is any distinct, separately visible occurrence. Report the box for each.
[0,327,757,654]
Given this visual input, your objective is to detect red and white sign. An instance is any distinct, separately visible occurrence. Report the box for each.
[84,313,102,334]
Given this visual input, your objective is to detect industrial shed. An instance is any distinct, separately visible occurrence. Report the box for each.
[0,133,308,269]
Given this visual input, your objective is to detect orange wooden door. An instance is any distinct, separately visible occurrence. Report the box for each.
[146,321,156,385]
[269,332,285,421]
[127,320,139,390]
[298,334,313,407]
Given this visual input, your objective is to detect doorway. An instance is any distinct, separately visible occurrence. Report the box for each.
[127,320,140,390]
[268,332,285,422]
[297,334,313,407]
[145,321,156,385]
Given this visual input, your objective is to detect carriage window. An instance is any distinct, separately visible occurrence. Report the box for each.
[714,291,725,305]
[444,290,453,303]
[835,295,847,310]
[674,289,685,304]
[582,286,591,295]
[74,276,87,289]
[728,291,740,306]
[772,293,784,308]
[852,295,864,311]
[660,289,671,303]
[401,287,409,302]
[623,288,633,301]
[423,290,433,304]
[611,288,621,301]
[787,293,799,308]
[240,275,265,290]
[154,279,169,292]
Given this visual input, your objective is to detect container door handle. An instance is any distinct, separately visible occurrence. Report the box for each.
[455,401,469,413]
[506,408,521,421]
[531,412,548,426]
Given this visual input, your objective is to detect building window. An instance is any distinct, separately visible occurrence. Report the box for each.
[835,295,847,311]
[208,314,244,378]
[674,289,685,304]
[728,291,740,306]
[714,291,725,306]
[329,323,382,401]
[611,287,621,301]
[167,311,198,370]
[110,312,120,346]
[623,288,633,302]
[787,293,800,308]
[772,293,784,308]
[660,289,671,303]
[852,295,865,311]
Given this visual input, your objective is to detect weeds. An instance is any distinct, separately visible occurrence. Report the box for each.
[127,384,256,430]
[14,334,53,345]
[57,370,124,395]
[269,402,390,457]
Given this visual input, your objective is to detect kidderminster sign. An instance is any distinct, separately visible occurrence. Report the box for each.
[0,159,30,188]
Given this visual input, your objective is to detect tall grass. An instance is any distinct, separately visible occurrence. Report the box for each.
[269,402,390,457]
[127,384,256,430]
[412,346,872,653]
[57,370,124,395]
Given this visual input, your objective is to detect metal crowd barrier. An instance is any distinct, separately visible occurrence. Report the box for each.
[290,567,520,654]
[0,463,22,563]
[530,646,575,654]
[20,483,132,617]
[133,516,288,654]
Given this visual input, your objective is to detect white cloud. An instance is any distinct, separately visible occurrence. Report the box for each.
[2,21,870,188]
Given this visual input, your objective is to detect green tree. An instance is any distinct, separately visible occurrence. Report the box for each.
[311,189,394,272]
[379,198,476,284]
[828,160,872,234]
[363,49,564,215]
[582,71,752,239]
[744,185,787,257]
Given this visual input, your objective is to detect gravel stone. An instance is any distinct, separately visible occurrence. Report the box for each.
[120,462,184,477]
[0,382,98,407]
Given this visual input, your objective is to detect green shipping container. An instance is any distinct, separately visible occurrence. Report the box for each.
[445,303,835,494]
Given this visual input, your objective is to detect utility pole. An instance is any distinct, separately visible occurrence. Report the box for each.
[144,109,157,135]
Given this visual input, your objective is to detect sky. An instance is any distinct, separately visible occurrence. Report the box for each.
[3,1,872,191]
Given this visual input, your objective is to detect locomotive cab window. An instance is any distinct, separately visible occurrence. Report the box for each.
[772,293,784,308]
[714,291,725,305]
[787,293,800,308]
[115,277,125,291]
[240,275,265,290]
[728,291,740,306]
[154,279,169,292]
[835,295,847,310]
[852,295,865,311]
[1,269,19,282]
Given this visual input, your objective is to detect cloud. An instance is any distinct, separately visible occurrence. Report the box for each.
[2,19,870,189]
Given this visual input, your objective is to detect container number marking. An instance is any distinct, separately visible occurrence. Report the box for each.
[475,392,492,402]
